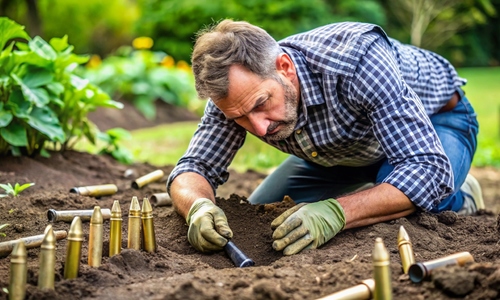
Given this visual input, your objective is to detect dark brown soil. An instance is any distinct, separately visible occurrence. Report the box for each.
[1,103,500,299]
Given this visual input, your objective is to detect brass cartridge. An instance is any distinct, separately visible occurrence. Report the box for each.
[64,217,84,279]
[150,193,172,207]
[47,208,111,223]
[88,206,103,267]
[397,225,415,274]
[9,240,27,300]
[408,251,474,283]
[69,184,118,197]
[316,279,374,300]
[131,170,165,189]
[141,198,157,252]
[109,200,122,257]
[127,196,142,250]
[0,230,67,258]
[373,237,392,300]
[38,225,56,290]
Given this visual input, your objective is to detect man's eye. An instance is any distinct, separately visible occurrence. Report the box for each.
[256,101,267,108]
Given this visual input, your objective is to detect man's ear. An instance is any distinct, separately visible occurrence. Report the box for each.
[275,53,296,81]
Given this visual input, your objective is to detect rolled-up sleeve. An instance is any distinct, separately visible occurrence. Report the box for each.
[167,101,247,194]
[348,34,453,211]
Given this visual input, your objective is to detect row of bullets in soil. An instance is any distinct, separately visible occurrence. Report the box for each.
[317,226,475,300]
[69,170,172,206]
[5,196,157,300]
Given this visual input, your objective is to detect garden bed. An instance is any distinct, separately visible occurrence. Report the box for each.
[1,152,500,299]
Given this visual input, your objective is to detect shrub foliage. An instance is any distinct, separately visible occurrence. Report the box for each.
[0,17,123,156]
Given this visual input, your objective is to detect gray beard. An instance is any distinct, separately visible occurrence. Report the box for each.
[264,78,299,141]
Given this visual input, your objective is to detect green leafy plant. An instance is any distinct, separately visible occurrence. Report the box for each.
[0,182,35,197]
[0,223,8,237]
[80,46,201,120]
[97,128,134,164]
[0,17,124,156]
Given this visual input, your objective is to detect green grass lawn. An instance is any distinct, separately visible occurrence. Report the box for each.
[458,67,500,166]
[76,67,500,171]
[117,121,289,173]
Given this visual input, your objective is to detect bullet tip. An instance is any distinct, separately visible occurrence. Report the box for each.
[90,206,103,224]
[130,196,141,211]
[68,217,84,241]
[373,237,390,261]
[141,197,153,213]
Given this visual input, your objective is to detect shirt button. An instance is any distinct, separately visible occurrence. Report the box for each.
[296,129,302,134]
[311,151,318,157]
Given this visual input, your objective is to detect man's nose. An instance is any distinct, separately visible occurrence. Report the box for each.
[248,114,269,137]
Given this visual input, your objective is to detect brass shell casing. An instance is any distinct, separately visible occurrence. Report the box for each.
[109,200,123,257]
[88,206,104,267]
[141,198,157,253]
[373,237,393,300]
[127,196,142,250]
[397,226,416,274]
[408,251,474,283]
[9,240,27,300]
[317,279,374,300]
[64,217,84,279]
[69,184,118,197]
[150,193,172,207]
[47,208,111,223]
[38,225,56,290]
[0,230,67,258]
[131,170,164,189]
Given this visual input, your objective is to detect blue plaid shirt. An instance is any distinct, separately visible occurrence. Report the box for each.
[168,22,464,211]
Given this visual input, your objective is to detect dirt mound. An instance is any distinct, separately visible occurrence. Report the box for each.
[0,151,500,299]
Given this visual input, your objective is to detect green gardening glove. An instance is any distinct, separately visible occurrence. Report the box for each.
[186,198,233,252]
[271,198,346,255]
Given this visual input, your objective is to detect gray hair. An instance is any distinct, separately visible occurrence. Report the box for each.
[191,19,282,101]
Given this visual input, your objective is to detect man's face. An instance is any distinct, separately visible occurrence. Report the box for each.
[215,64,299,141]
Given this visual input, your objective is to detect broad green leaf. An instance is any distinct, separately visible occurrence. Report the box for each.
[69,74,89,90]
[49,35,69,52]
[107,127,131,140]
[0,17,30,50]
[7,90,32,118]
[29,36,57,61]
[110,147,134,164]
[0,110,13,127]
[21,67,54,88]
[97,131,112,144]
[57,54,89,72]
[0,122,28,146]
[12,51,52,67]
[0,103,14,127]
[0,41,14,60]
[26,106,65,142]
[46,82,64,95]
[11,73,50,107]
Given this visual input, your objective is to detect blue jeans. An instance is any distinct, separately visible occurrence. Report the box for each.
[248,90,479,213]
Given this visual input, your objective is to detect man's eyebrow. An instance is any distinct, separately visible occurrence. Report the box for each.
[226,95,268,121]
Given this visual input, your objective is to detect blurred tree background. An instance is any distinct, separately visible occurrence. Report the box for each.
[1,0,498,67]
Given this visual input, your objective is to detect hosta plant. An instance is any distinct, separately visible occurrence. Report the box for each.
[0,17,124,156]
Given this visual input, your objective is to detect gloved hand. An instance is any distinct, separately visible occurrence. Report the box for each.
[271,198,346,255]
[186,198,233,252]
